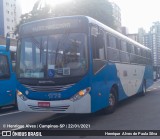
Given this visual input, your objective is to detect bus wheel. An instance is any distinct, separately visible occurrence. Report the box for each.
[103,88,117,114]
[141,81,146,96]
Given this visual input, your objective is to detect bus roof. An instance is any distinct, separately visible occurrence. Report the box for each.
[20,15,150,51]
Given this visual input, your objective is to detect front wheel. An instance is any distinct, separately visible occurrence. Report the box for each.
[103,88,117,114]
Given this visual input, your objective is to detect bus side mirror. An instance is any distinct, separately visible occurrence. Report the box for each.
[6,33,10,51]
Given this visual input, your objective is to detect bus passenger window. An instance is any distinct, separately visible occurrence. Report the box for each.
[116,38,120,49]
[0,55,10,79]
[127,43,132,53]
[11,52,16,72]
[121,40,127,52]
[106,34,120,62]
[108,35,116,48]
[92,28,106,74]
[134,46,138,55]
[131,45,135,53]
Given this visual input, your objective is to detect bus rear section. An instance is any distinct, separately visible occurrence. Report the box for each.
[0,45,17,108]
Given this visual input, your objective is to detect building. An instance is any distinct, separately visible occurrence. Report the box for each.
[0,36,17,46]
[149,22,160,67]
[0,0,21,38]
[111,1,121,32]
[121,26,129,36]
[127,33,138,42]
[136,22,160,78]
[139,22,160,67]
[137,28,146,45]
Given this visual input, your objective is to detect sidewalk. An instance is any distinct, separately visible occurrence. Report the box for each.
[147,79,160,91]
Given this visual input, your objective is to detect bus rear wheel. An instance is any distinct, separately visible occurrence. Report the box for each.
[103,87,117,114]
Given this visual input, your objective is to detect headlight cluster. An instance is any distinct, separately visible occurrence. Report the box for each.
[17,90,28,101]
[70,87,91,102]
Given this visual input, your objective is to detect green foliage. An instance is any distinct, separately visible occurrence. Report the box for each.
[15,0,118,34]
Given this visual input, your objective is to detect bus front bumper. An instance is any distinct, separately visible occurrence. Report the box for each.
[17,93,91,113]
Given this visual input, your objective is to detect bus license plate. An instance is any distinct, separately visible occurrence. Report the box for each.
[38,102,50,107]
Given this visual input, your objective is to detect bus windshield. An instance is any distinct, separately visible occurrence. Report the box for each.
[18,33,88,79]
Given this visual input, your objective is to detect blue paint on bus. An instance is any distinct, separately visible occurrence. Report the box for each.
[0,45,17,108]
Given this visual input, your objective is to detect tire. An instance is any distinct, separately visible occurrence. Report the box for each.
[141,81,146,96]
[103,87,117,114]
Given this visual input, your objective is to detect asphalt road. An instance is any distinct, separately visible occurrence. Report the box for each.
[1,80,160,139]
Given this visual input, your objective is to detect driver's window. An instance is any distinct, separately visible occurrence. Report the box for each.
[91,26,106,74]
[92,29,105,60]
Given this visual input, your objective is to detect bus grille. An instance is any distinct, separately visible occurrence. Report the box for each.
[22,84,74,92]
[28,105,70,112]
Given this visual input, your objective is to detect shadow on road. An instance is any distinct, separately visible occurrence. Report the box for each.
[0,105,18,114]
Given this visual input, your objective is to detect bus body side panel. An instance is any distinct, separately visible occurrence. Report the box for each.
[0,73,16,107]
[91,62,148,113]
[0,52,16,107]
[90,63,126,113]
[116,63,145,96]
[144,65,154,89]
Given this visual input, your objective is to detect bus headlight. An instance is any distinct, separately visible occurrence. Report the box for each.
[17,90,28,101]
[70,87,91,102]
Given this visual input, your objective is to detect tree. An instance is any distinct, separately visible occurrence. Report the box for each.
[15,0,118,34]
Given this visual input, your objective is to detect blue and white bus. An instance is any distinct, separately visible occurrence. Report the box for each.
[16,16,153,113]
[0,45,17,108]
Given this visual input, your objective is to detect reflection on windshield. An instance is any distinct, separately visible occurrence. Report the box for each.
[18,33,88,79]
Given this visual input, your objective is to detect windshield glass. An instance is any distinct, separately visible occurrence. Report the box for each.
[18,33,88,79]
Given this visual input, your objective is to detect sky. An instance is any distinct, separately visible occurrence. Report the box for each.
[21,0,36,14]
[21,0,160,33]
[113,0,160,33]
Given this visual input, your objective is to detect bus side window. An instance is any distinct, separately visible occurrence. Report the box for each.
[121,40,127,51]
[92,28,106,74]
[141,49,146,65]
[148,51,152,65]
[0,55,10,79]
[120,40,130,63]
[108,34,116,48]
[107,34,120,62]
[127,43,132,53]
[130,45,136,64]
[116,38,121,50]
[134,46,138,55]
[11,52,16,72]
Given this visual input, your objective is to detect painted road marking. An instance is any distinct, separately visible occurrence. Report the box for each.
[0,111,22,117]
